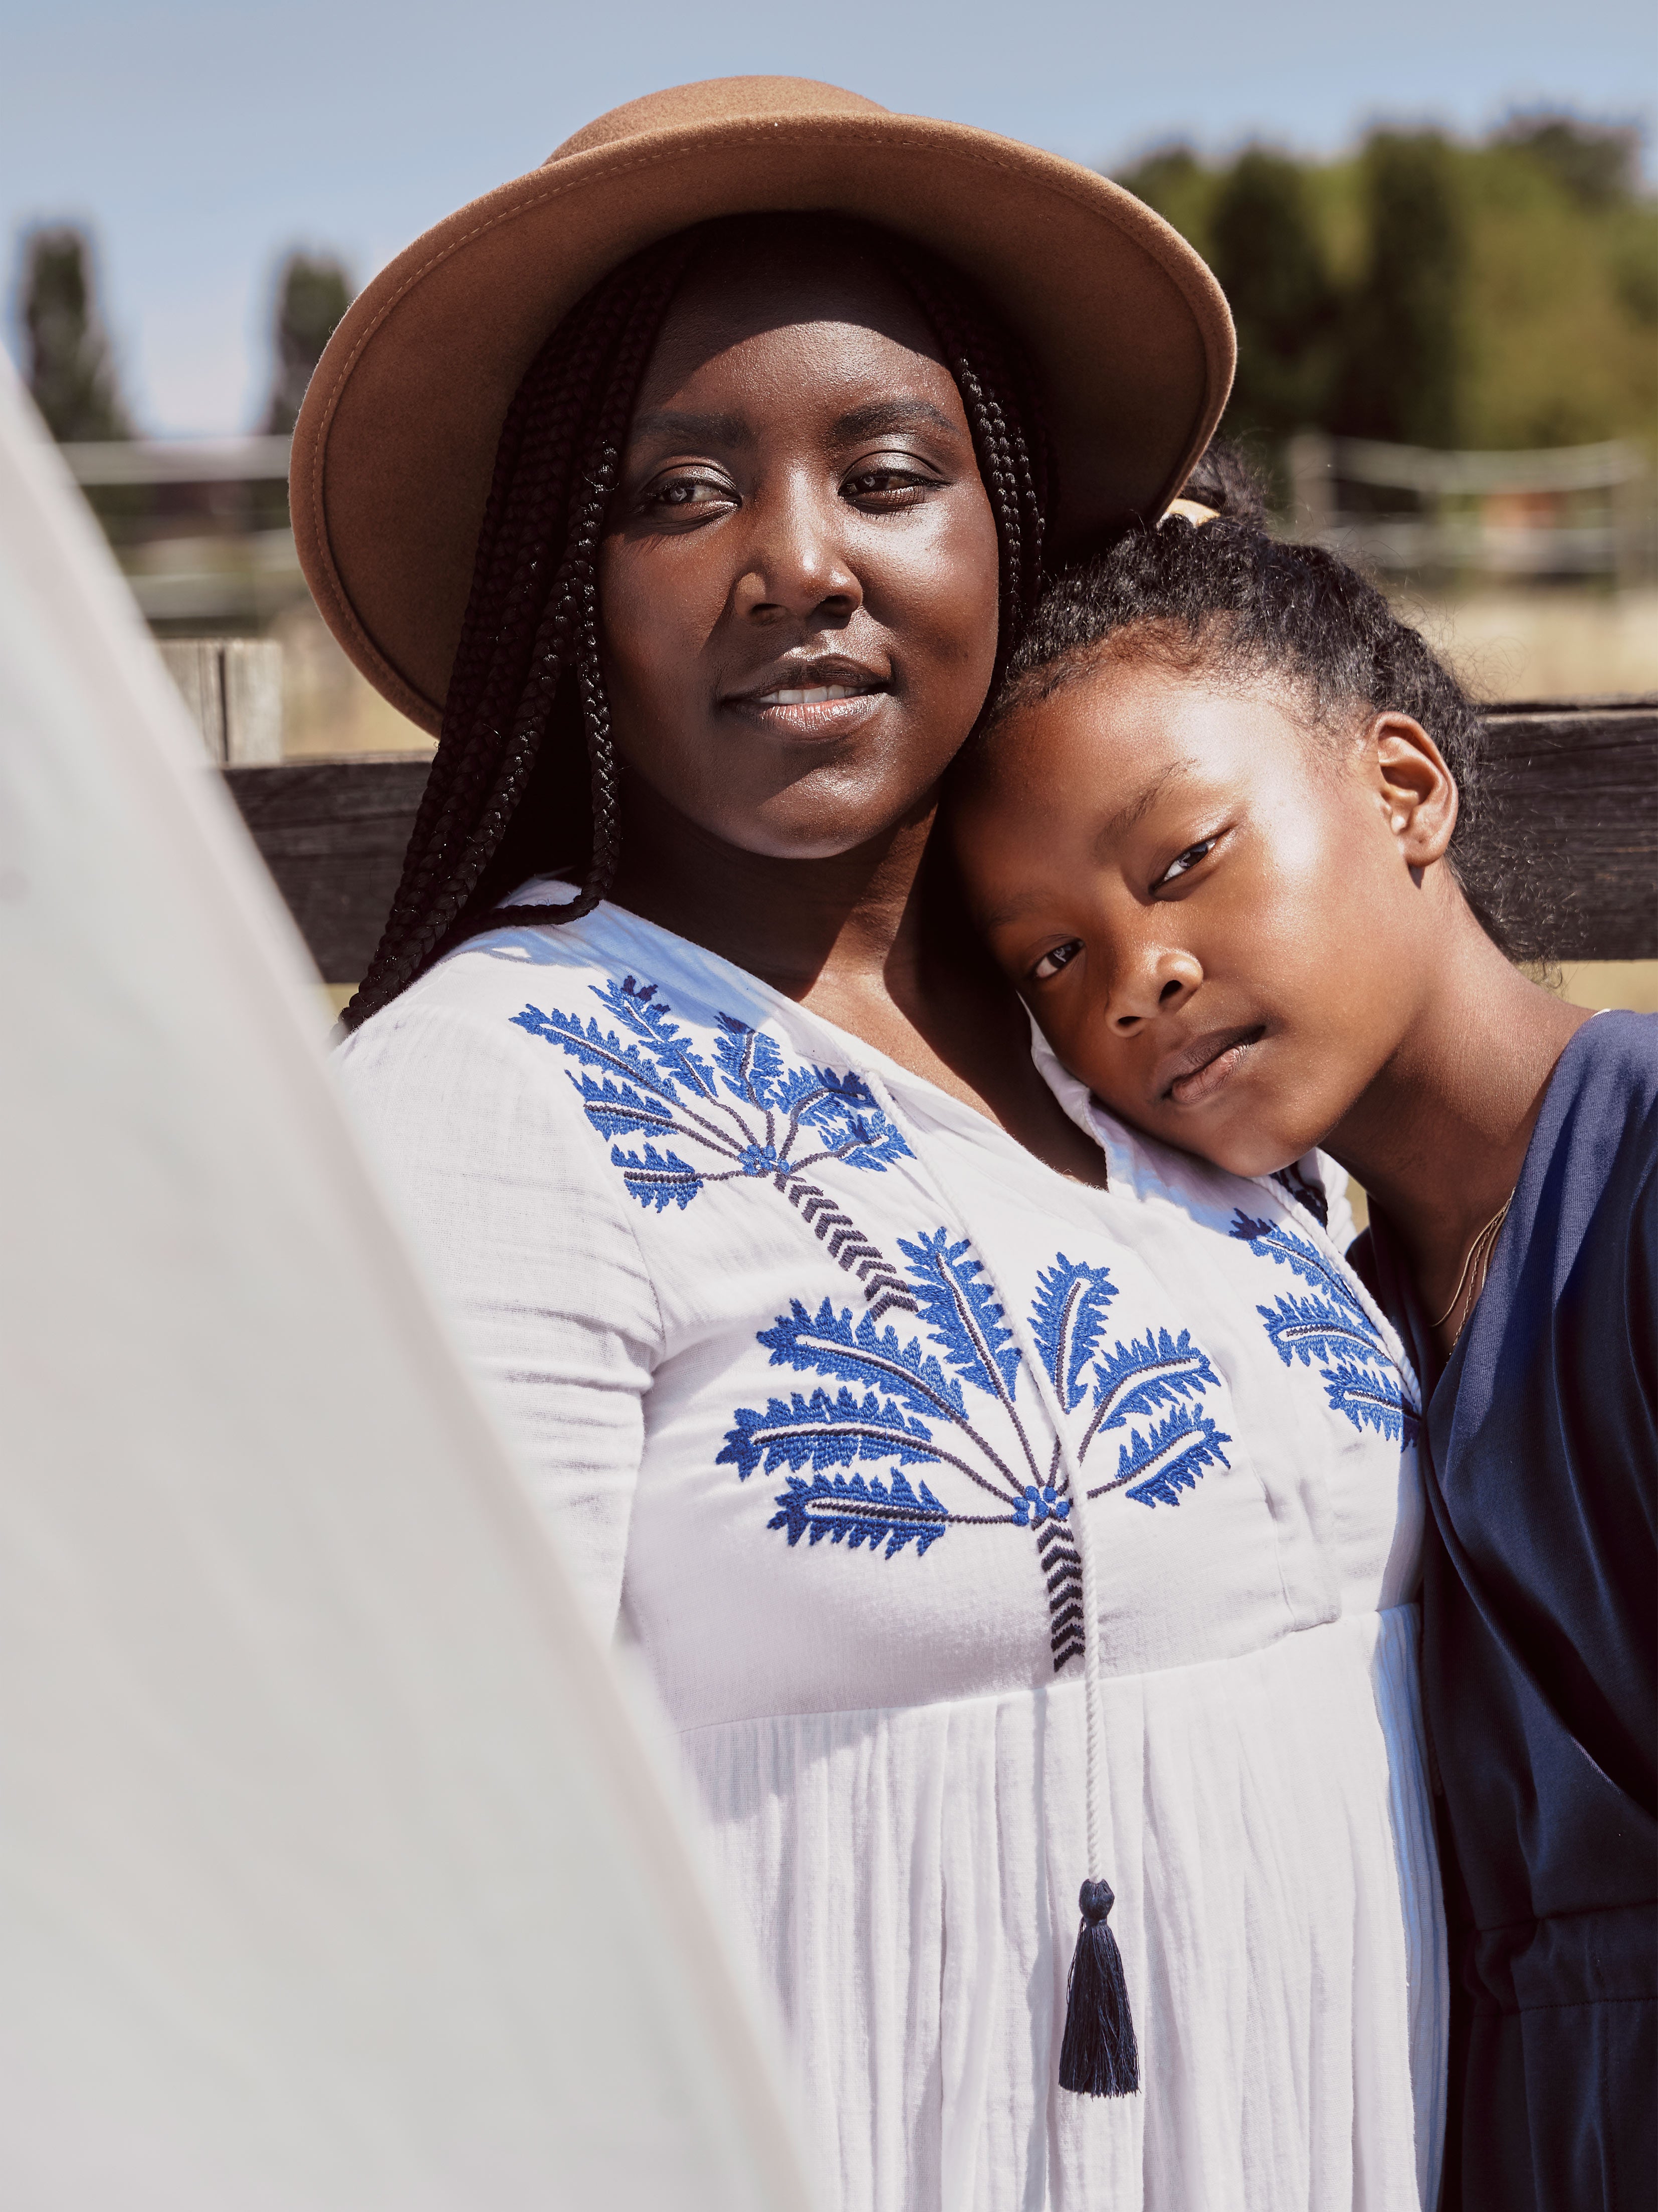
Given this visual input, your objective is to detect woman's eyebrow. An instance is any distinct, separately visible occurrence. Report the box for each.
[831,398,958,441]
[627,408,752,447]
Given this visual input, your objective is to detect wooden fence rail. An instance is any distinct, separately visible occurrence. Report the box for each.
[226,699,1657,985]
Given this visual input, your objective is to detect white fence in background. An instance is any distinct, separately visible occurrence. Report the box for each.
[1287,432,1652,581]
[59,434,302,624]
[53,430,1658,610]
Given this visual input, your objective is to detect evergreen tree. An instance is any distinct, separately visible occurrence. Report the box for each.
[264,254,352,435]
[1209,149,1338,443]
[1335,131,1467,448]
[1495,112,1640,209]
[21,226,131,443]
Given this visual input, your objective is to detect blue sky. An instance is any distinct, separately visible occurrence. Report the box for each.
[2,0,1650,435]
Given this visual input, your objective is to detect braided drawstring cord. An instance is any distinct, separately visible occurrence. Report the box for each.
[860,1070,1139,2099]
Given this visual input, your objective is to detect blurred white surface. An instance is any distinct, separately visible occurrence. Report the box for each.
[0,357,814,2212]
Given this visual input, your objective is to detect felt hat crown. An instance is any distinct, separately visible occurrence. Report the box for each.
[292,76,1234,732]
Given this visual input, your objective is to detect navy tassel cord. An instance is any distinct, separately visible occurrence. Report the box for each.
[852,1075,1141,2105]
[1059,1878,1140,2097]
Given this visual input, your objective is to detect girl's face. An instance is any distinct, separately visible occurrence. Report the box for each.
[597,242,1001,860]
[951,656,1460,1176]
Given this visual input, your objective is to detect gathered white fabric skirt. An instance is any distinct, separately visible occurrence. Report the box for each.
[684,1604,1445,2212]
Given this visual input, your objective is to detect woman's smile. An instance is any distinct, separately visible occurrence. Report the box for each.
[721,652,892,743]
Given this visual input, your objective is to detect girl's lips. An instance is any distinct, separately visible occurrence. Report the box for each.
[1165,1025,1265,1107]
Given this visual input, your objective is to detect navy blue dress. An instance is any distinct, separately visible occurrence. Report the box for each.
[1353,1011,1656,2211]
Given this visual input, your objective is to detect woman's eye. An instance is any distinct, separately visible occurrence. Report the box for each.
[1154,837,1217,890]
[642,474,736,513]
[1031,940,1082,983]
[843,458,935,506]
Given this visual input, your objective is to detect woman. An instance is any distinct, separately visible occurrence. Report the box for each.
[301,79,1444,2209]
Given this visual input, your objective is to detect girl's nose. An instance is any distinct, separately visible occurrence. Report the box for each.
[1108,947,1202,1033]
[733,478,862,624]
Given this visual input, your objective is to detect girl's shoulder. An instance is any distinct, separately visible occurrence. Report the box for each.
[1540,1007,1658,1122]
[1521,1010,1658,1252]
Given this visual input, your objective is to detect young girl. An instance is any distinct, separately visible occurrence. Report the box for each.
[951,484,1656,2212]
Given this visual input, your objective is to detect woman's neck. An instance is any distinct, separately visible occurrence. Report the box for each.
[604,780,1111,1186]
[608,781,938,1004]
[1325,900,1590,1332]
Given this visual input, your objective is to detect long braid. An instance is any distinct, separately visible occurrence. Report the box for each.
[339,242,689,1027]
[889,250,1050,660]
[340,220,1056,1032]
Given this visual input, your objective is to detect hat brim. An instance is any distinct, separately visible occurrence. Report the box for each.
[293,109,1234,733]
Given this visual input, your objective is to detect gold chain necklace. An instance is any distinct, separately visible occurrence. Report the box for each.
[1429,1194,1514,1340]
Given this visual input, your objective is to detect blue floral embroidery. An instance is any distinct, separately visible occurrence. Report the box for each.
[722,1235,1232,1672]
[512,976,915,1313]
[1229,1210,1420,1443]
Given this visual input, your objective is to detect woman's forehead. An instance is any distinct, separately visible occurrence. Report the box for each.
[637,237,949,408]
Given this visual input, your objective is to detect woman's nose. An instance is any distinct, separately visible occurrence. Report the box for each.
[1107,947,1202,1033]
[732,478,862,624]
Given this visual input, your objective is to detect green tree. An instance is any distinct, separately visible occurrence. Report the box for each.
[1335,132,1467,447]
[21,226,131,443]
[1115,144,1216,259]
[1209,149,1338,442]
[264,253,352,435]
[1494,112,1641,209]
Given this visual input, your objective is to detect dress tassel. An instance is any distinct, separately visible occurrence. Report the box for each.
[1058,1878,1139,2097]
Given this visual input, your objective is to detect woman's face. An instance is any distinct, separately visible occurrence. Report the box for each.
[598,241,1001,859]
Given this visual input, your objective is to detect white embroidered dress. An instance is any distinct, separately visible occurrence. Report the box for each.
[335,891,1447,2212]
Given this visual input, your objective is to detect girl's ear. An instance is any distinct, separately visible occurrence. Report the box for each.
[1367,712,1459,868]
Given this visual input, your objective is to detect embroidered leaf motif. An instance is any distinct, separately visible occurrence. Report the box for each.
[716,1386,934,1482]
[1231,1211,1368,1316]
[611,1141,701,1212]
[594,975,721,1099]
[768,1468,951,1557]
[1106,1407,1233,1508]
[511,1004,685,1106]
[756,1298,968,1423]
[900,1228,1022,1401]
[512,979,910,1241]
[714,1015,787,1111]
[1252,1292,1380,1372]
[1088,1326,1218,1438]
[1229,1208,1420,1441]
[1031,1256,1118,1410]
[1323,1360,1412,1442]
[565,1077,681,1145]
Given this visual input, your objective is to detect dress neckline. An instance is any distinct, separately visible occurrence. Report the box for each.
[496,878,1116,1205]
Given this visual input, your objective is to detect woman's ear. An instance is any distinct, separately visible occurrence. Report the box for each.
[1367,712,1459,870]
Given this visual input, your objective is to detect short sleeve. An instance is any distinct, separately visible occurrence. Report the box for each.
[333,992,662,1639]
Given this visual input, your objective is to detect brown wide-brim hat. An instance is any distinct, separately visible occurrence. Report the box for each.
[292,76,1234,735]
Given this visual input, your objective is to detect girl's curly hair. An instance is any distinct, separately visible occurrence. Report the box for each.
[986,446,1555,961]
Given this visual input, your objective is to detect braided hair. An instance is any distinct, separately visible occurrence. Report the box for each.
[987,452,1550,961]
[340,214,1051,1031]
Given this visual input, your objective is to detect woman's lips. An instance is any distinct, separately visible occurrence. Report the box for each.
[1163,1024,1266,1107]
[722,682,887,740]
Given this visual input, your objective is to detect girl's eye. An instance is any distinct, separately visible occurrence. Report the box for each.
[1031,939,1082,983]
[1154,836,1217,891]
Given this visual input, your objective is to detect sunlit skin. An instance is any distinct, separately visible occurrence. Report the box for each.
[596,236,1108,1187]
[953,652,1590,1347]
